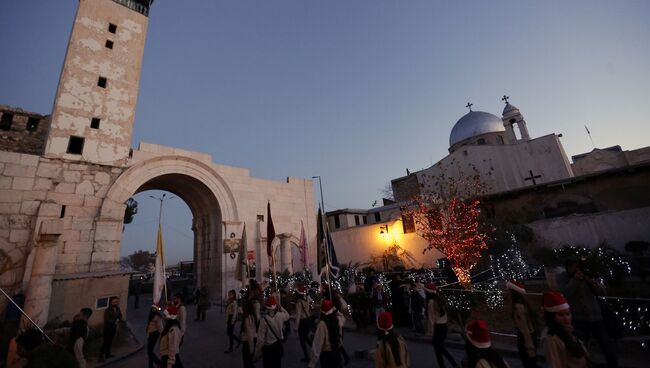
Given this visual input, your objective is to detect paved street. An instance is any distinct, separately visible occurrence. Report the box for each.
[112,296,526,368]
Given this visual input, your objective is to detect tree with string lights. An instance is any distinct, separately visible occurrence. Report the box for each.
[402,163,492,287]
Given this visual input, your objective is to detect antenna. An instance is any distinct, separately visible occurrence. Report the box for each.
[585,125,596,149]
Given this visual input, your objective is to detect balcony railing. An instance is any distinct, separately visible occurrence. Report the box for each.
[112,0,152,17]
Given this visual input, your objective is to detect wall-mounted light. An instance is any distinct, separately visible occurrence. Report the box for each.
[379,224,389,235]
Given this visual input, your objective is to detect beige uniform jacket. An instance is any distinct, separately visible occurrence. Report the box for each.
[375,335,411,368]
[542,333,588,368]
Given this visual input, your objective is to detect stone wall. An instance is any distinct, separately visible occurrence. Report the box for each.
[0,105,50,155]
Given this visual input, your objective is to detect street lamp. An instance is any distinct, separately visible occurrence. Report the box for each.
[311,176,325,212]
[149,193,175,226]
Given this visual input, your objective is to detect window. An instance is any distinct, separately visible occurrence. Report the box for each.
[108,23,117,34]
[354,215,360,226]
[91,118,101,129]
[362,216,367,225]
[374,212,381,223]
[66,136,84,155]
[60,205,66,218]
[97,77,107,88]
[477,138,486,145]
[402,215,416,234]
[105,40,114,49]
[1,113,13,131]
[26,117,39,131]
[257,215,264,222]
[334,215,340,229]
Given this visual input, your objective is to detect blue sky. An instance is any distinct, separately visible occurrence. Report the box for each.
[2,0,649,264]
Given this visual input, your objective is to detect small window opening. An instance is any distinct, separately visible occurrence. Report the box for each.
[1,113,13,131]
[374,212,381,223]
[362,215,367,225]
[26,117,39,131]
[477,138,486,145]
[334,215,340,229]
[97,77,107,88]
[105,40,114,49]
[354,215,360,226]
[66,136,85,155]
[108,23,117,34]
[257,215,264,222]
[90,118,101,129]
[60,205,66,218]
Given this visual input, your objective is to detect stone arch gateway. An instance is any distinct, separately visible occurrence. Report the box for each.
[97,155,239,299]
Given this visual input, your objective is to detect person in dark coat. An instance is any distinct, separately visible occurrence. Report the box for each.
[99,296,122,361]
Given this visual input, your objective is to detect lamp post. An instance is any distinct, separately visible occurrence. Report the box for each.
[311,176,325,211]
[150,193,175,226]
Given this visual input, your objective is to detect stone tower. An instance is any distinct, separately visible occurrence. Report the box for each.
[44,0,153,165]
[501,100,531,142]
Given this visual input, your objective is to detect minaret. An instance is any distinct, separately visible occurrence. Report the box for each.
[44,0,153,165]
[501,95,531,142]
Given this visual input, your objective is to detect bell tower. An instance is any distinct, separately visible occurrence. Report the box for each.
[44,0,153,165]
[501,95,531,142]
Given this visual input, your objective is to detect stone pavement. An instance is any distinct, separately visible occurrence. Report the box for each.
[109,297,525,368]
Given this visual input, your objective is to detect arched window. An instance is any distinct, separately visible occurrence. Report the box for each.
[477,138,486,145]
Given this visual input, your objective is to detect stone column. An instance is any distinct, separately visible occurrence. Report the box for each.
[278,233,293,274]
[21,219,63,328]
[504,124,517,142]
[518,121,531,140]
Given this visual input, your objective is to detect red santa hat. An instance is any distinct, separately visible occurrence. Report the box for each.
[506,280,526,294]
[542,291,570,313]
[377,312,393,334]
[296,284,306,294]
[424,283,438,293]
[163,306,178,320]
[266,296,278,310]
[465,320,491,348]
[321,300,334,315]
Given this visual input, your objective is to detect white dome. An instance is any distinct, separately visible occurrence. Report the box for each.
[449,111,505,147]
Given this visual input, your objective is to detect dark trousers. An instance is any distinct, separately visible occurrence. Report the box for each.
[262,341,283,368]
[412,312,424,334]
[196,306,206,321]
[227,322,241,349]
[432,323,457,368]
[516,331,539,368]
[298,319,312,358]
[147,331,161,368]
[573,320,619,368]
[161,354,183,368]
[100,324,116,358]
[242,341,255,368]
[320,350,342,368]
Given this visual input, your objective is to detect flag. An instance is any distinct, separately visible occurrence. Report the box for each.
[316,206,326,272]
[325,222,340,277]
[236,224,248,282]
[266,201,275,258]
[299,220,309,269]
[153,224,166,306]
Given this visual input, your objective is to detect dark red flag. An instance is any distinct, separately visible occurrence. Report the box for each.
[266,201,275,257]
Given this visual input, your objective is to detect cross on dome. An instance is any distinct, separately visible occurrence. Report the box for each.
[466,102,473,112]
[502,95,510,104]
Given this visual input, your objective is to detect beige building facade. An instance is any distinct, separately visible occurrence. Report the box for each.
[0,0,317,329]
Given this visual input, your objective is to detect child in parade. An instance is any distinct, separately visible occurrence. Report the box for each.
[308,300,345,368]
[160,306,184,368]
[254,296,290,368]
[375,311,411,368]
[146,305,163,368]
[541,292,588,368]
[425,284,459,368]
[464,320,510,368]
[506,281,539,368]
[225,289,241,353]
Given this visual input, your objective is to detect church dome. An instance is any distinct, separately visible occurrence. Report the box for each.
[449,111,505,147]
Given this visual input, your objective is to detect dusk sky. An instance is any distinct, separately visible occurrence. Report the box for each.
[2,1,649,264]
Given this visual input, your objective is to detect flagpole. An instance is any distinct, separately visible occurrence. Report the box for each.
[151,193,174,304]
[324,223,333,300]
[0,287,54,343]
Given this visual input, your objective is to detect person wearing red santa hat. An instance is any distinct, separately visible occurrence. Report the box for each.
[541,291,588,368]
[254,296,290,368]
[506,281,539,368]
[308,300,345,368]
[464,320,510,368]
[160,306,183,368]
[424,284,458,368]
[375,311,411,368]
[294,284,313,362]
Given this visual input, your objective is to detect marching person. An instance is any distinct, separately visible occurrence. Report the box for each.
[464,320,510,368]
[254,296,290,368]
[425,284,459,368]
[506,281,539,368]
[375,311,410,368]
[541,292,588,368]
[67,318,88,368]
[425,283,437,337]
[295,284,313,362]
[308,300,345,368]
[409,283,425,335]
[99,296,122,362]
[225,289,241,353]
[240,300,257,368]
[146,305,164,368]
[160,306,184,368]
